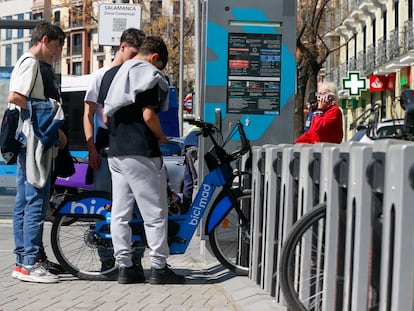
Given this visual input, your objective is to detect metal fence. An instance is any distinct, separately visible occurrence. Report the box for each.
[248,140,414,311]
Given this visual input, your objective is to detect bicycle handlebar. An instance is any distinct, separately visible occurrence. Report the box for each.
[189,119,251,163]
[189,119,218,137]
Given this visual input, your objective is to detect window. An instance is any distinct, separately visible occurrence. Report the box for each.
[16,42,23,59]
[54,11,61,25]
[394,1,399,28]
[373,18,376,43]
[33,12,43,20]
[151,0,163,18]
[173,1,180,16]
[5,44,11,67]
[6,16,12,40]
[17,14,23,38]
[72,33,82,55]
[70,5,83,27]
[72,62,82,75]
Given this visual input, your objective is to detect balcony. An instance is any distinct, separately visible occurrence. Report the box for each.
[349,57,358,71]
[375,38,387,67]
[357,50,366,72]
[387,29,402,61]
[403,20,414,53]
[365,44,376,73]
[326,2,414,84]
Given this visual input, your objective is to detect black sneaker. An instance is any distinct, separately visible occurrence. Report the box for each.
[118,264,145,284]
[101,259,115,272]
[149,265,185,284]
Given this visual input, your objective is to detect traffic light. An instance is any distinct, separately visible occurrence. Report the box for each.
[297,65,304,94]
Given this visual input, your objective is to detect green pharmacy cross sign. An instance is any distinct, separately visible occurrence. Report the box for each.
[342,72,367,96]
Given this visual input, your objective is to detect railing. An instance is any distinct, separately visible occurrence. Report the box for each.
[387,29,402,61]
[248,140,414,310]
[403,20,414,53]
[376,38,387,67]
[348,56,357,71]
[357,50,366,72]
[365,44,376,73]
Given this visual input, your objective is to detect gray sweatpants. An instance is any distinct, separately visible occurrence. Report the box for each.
[108,155,169,269]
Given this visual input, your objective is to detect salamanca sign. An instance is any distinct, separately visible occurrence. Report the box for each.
[98,4,142,46]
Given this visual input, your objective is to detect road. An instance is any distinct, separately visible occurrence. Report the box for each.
[0,191,15,218]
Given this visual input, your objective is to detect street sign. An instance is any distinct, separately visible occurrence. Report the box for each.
[341,98,359,109]
[98,3,141,46]
[342,71,367,96]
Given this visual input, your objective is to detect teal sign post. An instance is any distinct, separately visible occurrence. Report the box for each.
[200,0,297,146]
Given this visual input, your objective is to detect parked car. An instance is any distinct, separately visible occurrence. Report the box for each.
[0,154,17,193]
[160,137,185,193]
[350,119,405,142]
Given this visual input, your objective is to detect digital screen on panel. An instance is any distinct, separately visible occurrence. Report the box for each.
[227,33,281,115]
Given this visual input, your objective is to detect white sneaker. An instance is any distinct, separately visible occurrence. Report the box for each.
[18,262,60,283]
[11,264,22,279]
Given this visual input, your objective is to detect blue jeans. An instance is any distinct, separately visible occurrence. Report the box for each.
[13,148,51,266]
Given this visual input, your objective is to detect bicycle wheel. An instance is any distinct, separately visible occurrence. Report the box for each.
[279,203,327,311]
[51,193,118,282]
[208,194,251,276]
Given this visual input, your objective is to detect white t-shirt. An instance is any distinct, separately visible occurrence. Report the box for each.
[9,52,44,100]
[84,65,110,129]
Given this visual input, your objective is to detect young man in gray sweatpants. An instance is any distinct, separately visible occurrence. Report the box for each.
[103,36,185,284]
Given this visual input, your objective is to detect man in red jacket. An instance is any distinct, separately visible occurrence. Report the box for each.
[296,81,343,144]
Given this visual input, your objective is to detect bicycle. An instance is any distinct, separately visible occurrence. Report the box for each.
[278,89,414,311]
[50,119,252,280]
[47,157,185,222]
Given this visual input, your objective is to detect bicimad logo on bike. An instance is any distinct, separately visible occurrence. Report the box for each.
[68,199,107,215]
[189,184,211,226]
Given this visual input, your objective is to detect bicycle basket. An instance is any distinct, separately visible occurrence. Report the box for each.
[204,145,228,171]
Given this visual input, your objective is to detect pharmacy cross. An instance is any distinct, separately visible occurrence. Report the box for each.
[342,72,367,96]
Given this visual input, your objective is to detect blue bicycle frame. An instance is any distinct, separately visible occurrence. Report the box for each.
[56,159,236,255]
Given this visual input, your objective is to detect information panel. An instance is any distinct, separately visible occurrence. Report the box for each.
[227,33,281,115]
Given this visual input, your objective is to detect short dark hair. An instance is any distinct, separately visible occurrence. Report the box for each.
[30,21,65,47]
[139,36,169,70]
[120,28,146,49]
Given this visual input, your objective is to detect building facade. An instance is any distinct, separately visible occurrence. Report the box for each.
[0,0,194,87]
[324,0,414,140]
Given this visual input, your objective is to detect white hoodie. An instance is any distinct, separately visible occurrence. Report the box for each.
[103,59,169,117]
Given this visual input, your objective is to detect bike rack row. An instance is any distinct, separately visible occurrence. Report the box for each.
[248,140,414,311]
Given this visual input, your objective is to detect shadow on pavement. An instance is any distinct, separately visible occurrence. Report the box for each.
[55,264,238,285]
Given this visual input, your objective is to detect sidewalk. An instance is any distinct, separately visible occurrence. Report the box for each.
[0,219,286,311]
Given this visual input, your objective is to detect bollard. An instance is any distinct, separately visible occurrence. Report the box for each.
[342,142,373,311]
[250,146,266,283]
[380,142,414,311]
[319,143,342,311]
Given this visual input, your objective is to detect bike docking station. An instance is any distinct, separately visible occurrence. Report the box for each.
[197,0,297,273]
[245,135,414,310]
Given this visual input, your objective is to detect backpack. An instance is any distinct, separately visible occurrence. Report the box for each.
[0,106,21,164]
[0,56,39,164]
